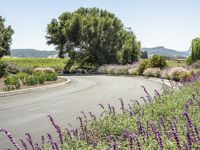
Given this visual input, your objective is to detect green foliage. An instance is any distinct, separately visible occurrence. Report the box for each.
[4,72,58,90]
[1,58,67,72]
[15,72,29,84]
[137,59,149,75]
[63,59,75,74]
[191,37,200,63]
[186,55,192,65]
[148,55,167,69]
[4,75,21,90]
[137,55,167,75]
[45,72,57,81]
[141,50,148,59]
[46,7,141,66]
[0,16,14,58]
[0,60,7,77]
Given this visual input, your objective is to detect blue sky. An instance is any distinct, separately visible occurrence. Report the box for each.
[1,0,200,51]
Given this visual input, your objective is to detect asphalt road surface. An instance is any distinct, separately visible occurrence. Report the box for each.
[0,75,163,149]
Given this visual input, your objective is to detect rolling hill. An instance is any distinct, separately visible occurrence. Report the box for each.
[142,46,190,58]
[9,47,191,58]
[10,49,58,58]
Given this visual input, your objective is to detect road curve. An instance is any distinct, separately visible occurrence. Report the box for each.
[0,75,163,148]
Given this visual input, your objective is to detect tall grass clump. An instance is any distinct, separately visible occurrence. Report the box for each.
[4,72,58,91]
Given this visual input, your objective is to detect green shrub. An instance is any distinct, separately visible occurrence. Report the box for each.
[44,72,57,81]
[26,76,39,86]
[186,56,192,65]
[148,55,167,69]
[33,72,46,84]
[0,60,7,77]
[63,59,74,74]
[4,75,21,90]
[15,73,29,84]
[137,59,149,75]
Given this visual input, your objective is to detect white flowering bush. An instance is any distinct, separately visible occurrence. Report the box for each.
[168,67,190,81]
[143,68,161,77]
[34,67,55,73]
[98,63,139,75]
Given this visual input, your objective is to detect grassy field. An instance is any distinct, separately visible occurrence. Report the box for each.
[166,59,186,67]
[1,58,68,71]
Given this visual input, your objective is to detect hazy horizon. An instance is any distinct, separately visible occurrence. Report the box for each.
[1,0,200,51]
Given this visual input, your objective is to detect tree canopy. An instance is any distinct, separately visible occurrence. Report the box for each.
[46,7,141,66]
[0,16,14,58]
[191,37,200,63]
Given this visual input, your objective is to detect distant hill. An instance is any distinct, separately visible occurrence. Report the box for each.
[10,49,58,58]
[142,46,191,58]
[10,47,191,58]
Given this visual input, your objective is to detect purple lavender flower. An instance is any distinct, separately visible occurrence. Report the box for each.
[137,118,146,142]
[77,116,84,131]
[172,131,183,150]
[89,112,97,120]
[130,110,134,118]
[99,103,105,109]
[34,143,42,150]
[111,106,116,115]
[41,135,45,146]
[129,134,134,150]
[183,112,198,142]
[81,111,87,120]
[20,139,27,150]
[25,133,34,150]
[135,136,142,150]
[140,97,147,104]
[186,132,192,150]
[119,98,125,113]
[48,115,64,144]
[112,141,117,150]
[65,128,72,141]
[47,133,56,150]
[0,128,21,150]
[156,130,164,149]
[154,90,161,98]
[135,100,141,106]
[159,117,170,140]
[194,125,200,141]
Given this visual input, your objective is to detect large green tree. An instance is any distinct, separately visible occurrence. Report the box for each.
[0,16,14,58]
[46,7,141,66]
[191,37,200,63]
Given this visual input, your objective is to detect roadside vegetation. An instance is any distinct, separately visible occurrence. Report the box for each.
[1,74,199,149]
[4,71,57,91]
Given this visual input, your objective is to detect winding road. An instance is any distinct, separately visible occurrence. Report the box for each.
[0,75,163,149]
